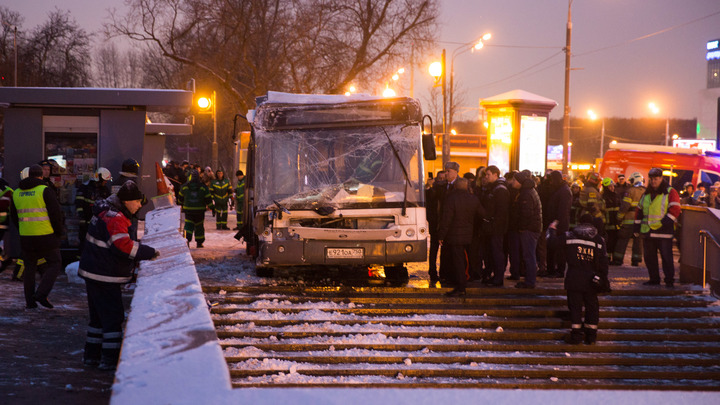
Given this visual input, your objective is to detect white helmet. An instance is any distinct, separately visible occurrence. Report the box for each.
[20,167,29,180]
[96,167,112,182]
[630,172,644,186]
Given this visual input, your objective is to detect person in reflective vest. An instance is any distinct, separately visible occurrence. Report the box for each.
[78,181,158,370]
[635,168,681,287]
[601,178,621,259]
[234,170,245,231]
[179,170,212,248]
[10,164,64,309]
[0,178,14,273]
[210,169,230,230]
[612,172,645,266]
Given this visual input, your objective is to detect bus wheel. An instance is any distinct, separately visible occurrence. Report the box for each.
[384,265,408,281]
[256,267,274,278]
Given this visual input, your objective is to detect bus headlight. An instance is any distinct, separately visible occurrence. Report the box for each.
[404,244,413,253]
[406,228,415,237]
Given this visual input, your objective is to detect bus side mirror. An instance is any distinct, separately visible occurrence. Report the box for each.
[421,115,437,161]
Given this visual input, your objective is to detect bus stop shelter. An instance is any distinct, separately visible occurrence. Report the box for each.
[0,87,192,254]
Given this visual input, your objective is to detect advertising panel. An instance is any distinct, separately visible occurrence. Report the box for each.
[519,115,547,174]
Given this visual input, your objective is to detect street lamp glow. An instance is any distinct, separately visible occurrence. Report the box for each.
[429,61,442,78]
[610,140,617,145]
[474,42,484,50]
[482,33,492,41]
[672,134,679,140]
[587,109,597,120]
[397,68,405,74]
[392,74,400,81]
[348,85,356,93]
[648,102,660,115]
[450,129,457,135]
[382,87,396,97]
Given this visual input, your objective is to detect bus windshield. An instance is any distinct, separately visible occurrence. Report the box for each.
[254,124,423,211]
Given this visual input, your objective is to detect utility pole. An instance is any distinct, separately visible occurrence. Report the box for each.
[562,0,573,175]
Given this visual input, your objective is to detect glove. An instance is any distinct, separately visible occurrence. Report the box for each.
[152,250,160,260]
[661,216,674,229]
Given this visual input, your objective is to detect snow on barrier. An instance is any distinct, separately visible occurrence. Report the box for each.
[111,206,232,404]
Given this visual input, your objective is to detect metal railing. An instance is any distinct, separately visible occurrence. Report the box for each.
[699,229,720,289]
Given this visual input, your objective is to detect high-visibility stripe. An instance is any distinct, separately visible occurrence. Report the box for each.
[129,242,139,259]
[103,331,123,339]
[86,234,109,248]
[19,216,50,222]
[78,268,132,283]
[17,207,48,213]
[667,213,677,222]
[87,326,103,334]
[86,337,103,344]
[102,342,122,349]
[566,239,598,248]
[584,324,598,330]
[571,324,583,329]
[109,233,130,243]
[648,233,673,239]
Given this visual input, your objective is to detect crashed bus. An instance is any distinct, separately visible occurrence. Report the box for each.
[240,92,436,278]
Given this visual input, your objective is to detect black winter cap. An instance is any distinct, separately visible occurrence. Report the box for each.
[28,165,44,178]
[648,168,663,178]
[117,180,144,201]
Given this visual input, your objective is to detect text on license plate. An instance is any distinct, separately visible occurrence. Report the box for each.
[326,248,364,259]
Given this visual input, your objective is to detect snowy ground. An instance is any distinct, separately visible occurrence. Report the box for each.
[188,211,720,404]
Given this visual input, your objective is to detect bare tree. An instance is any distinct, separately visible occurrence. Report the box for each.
[423,76,466,133]
[93,42,146,88]
[106,0,438,112]
[25,9,91,87]
[0,7,23,86]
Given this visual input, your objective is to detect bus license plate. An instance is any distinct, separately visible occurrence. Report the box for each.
[326,248,364,259]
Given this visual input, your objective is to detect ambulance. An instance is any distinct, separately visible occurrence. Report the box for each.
[598,142,720,191]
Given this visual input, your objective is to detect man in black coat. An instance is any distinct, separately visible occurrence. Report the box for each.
[426,170,446,285]
[478,165,509,287]
[437,178,481,296]
[548,214,609,345]
[508,170,542,289]
[546,171,572,278]
[438,161,460,283]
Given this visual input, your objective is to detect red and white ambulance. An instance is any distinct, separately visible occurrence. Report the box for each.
[598,142,720,191]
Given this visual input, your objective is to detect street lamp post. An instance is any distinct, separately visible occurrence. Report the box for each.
[429,51,448,164]
[449,33,491,132]
[562,0,573,175]
[197,91,218,169]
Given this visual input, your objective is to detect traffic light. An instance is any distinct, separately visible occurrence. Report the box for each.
[196,96,212,112]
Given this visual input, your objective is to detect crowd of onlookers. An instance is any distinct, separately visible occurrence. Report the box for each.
[425,162,697,295]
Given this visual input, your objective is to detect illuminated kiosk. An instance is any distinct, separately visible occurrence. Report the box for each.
[480,90,556,174]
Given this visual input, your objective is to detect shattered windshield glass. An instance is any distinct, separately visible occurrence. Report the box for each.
[255,125,423,211]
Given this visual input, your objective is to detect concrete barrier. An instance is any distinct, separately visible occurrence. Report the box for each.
[111,206,233,404]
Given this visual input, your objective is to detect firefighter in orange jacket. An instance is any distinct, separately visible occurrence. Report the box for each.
[635,168,681,288]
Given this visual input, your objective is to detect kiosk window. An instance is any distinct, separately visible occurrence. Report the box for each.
[44,131,98,248]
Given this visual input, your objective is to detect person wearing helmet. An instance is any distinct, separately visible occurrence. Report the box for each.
[111,158,140,195]
[614,174,629,200]
[635,168,681,287]
[578,173,605,236]
[210,169,230,230]
[75,168,113,253]
[569,181,582,230]
[601,178,621,258]
[679,182,694,205]
[612,172,646,266]
[178,170,212,248]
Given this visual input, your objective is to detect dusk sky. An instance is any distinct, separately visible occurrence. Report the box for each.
[7,0,720,120]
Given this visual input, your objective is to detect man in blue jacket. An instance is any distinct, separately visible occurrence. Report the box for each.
[78,181,158,370]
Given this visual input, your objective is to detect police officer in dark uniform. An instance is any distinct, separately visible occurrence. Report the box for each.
[11,164,64,309]
[549,213,610,345]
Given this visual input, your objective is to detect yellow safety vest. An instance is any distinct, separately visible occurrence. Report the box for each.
[639,187,671,234]
[14,185,54,236]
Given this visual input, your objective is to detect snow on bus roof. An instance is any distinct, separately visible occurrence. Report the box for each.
[264,91,391,105]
